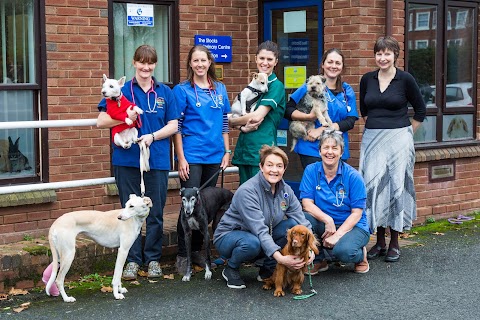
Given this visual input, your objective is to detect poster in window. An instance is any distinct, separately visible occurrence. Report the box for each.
[442,114,472,140]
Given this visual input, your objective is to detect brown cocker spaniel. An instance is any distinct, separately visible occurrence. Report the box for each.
[262,225,319,297]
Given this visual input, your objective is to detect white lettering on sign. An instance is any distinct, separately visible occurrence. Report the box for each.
[218,44,231,49]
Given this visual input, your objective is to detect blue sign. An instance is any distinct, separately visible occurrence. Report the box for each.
[127,4,154,27]
[194,35,232,63]
[279,38,309,63]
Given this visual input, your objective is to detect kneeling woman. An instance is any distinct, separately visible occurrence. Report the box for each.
[213,145,314,289]
[300,130,370,274]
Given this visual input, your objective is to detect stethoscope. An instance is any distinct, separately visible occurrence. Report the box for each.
[316,162,346,207]
[130,78,158,113]
[193,81,220,108]
[325,87,351,113]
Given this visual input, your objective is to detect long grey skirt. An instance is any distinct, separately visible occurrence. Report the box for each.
[359,126,416,232]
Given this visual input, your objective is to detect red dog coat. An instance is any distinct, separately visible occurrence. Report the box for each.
[106,95,142,143]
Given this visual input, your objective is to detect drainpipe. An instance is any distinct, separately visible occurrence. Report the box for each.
[386,0,393,36]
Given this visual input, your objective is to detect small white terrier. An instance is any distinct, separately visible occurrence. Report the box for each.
[230,72,269,117]
[101,74,143,149]
[289,75,332,151]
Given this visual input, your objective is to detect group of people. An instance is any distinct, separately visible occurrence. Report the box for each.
[96,35,426,290]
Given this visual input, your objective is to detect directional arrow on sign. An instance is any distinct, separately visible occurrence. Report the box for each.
[221,54,228,59]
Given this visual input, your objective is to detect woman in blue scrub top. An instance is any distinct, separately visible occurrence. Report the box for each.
[173,45,231,275]
[97,45,180,280]
[300,130,370,274]
[284,48,358,168]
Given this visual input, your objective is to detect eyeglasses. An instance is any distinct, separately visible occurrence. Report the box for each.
[322,128,343,136]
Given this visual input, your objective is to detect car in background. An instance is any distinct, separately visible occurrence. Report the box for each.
[427,82,472,107]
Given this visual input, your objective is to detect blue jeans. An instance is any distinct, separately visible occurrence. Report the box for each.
[304,213,369,264]
[213,218,298,270]
[114,166,168,266]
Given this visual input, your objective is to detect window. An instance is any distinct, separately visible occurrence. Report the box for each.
[456,10,468,29]
[110,0,179,169]
[415,12,430,30]
[111,1,178,83]
[407,1,477,145]
[0,0,42,183]
[415,40,428,49]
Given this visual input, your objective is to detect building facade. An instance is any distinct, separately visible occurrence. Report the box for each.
[0,0,479,244]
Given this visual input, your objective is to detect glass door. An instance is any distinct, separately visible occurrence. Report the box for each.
[263,0,323,193]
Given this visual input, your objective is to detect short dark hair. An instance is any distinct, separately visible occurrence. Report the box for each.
[133,45,158,64]
[256,40,280,59]
[374,36,400,61]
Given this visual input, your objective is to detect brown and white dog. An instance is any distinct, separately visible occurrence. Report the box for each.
[45,194,152,302]
[230,72,269,118]
[102,74,143,149]
[262,225,319,297]
[289,75,331,151]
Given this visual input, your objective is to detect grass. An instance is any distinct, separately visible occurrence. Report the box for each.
[406,211,480,239]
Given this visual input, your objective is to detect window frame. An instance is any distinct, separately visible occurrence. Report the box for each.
[107,0,180,171]
[406,0,478,148]
[0,0,48,185]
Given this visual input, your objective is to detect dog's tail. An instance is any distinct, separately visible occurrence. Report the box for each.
[45,230,60,296]
[290,138,298,152]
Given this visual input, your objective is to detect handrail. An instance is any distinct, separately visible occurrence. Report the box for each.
[0,119,238,195]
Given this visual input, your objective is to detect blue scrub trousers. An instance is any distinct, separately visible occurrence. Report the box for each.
[304,213,369,264]
[114,166,168,266]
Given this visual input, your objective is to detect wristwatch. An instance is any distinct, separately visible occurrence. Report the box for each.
[225,149,232,154]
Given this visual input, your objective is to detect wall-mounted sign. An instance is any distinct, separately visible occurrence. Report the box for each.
[194,35,232,63]
[279,38,309,63]
[127,3,154,27]
[284,66,307,89]
[429,159,456,182]
[277,130,287,147]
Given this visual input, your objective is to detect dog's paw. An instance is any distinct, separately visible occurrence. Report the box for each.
[120,287,128,294]
[273,290,285,297]
[204,270,212,280]
[292,288,303,295]
[63,296,76,303]
[182,274,191,282]
[125,118,133,125]
[114,293,125,300]
[262,284,272,290]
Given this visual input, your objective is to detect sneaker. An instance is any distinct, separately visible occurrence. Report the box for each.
[354,247,370,274]
[256,267,274,282]
[147,261,163,278]
[122,262,139,280]
[42,262,60,297]
[222,266,246,289]
[307,260,329,275]
[175,255,188,276]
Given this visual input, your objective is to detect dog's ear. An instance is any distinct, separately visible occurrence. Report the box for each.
[193,187,200,196]
[103,74,108,82]
[307,229,320,254]
[129,194,136,200]
[251,72,258,79]
[179,187,185,195]
[118,76,126,87]
[143,196,153,207]
[321,76,327,83]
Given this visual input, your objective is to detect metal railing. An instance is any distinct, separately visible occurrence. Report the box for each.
[0,119,238,195]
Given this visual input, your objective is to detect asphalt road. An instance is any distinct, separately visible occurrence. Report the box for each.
[2,231,479,320]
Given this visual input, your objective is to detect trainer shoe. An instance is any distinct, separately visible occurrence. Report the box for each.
[175,255,188,275]
[222,266,246,289]
[122,262,139,280]
[354,247,370,274]
[307,260,329,275]
[256,267,274,282]
[147,261,163,278]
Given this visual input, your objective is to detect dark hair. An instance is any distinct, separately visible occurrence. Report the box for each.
[186,45,218,88]
[256,40,280,59]
[133,45,158,64]
[320,48,345,92]
[374,36,400,62]
[259,145,289,168]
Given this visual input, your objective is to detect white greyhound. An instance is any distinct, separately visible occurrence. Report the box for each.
[45,194,152,302]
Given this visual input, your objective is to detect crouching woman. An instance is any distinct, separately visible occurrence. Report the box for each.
[300,129,370,274]
[213,145,314,289]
